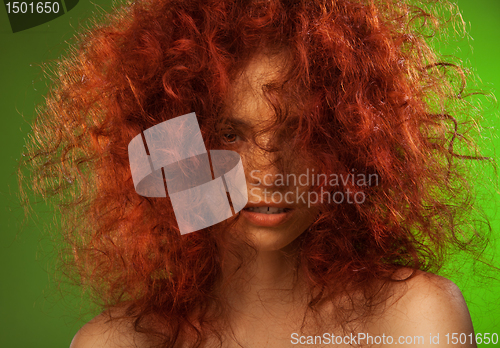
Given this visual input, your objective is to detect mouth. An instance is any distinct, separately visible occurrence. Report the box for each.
[241,205,294,227]
[244,206,292,214]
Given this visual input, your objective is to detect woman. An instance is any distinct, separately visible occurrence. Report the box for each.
[26,0,487,347]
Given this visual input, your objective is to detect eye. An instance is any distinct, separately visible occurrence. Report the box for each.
[222,133,240,144]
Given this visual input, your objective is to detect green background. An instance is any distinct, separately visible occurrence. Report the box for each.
[1,1,499,347]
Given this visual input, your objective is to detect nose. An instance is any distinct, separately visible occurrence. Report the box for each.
[244,133,286,190]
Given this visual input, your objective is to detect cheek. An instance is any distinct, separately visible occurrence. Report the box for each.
[296,205,320,230]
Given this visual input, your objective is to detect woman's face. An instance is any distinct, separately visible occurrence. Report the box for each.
[221,52,320,252]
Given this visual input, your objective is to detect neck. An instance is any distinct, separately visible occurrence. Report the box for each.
[219,240,308,319]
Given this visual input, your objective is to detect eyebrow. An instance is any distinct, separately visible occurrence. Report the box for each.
[219,117,251,129]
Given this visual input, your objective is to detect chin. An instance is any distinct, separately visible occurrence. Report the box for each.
[241,225,305,252]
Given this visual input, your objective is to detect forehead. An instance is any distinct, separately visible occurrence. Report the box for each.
[233,52,286,94]
[224,51,288,126]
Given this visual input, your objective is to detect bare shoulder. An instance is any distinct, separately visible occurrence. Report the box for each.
[69,313,116,348]
[70,305,149,348]
[390,270,473,324]
[375,269,476,347]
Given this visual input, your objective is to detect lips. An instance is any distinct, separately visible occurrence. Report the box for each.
[241,203,294,227]
[245,206,291,214]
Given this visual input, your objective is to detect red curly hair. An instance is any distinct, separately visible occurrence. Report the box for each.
[24,0,490,346]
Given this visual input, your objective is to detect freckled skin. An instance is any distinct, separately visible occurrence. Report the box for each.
[224,52,320,252]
